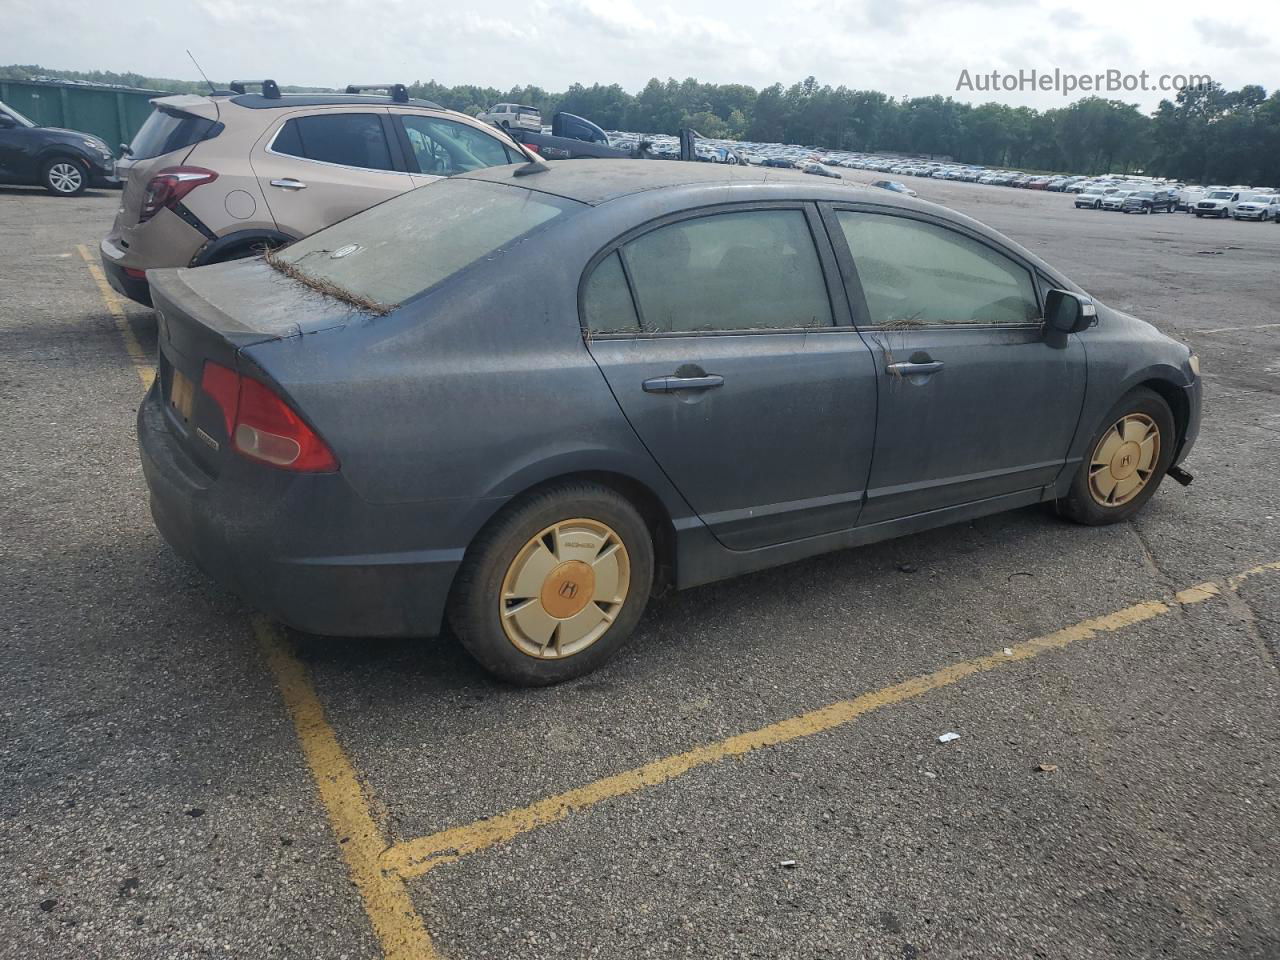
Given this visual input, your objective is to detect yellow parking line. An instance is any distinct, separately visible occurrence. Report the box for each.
[79,244,436,956]
[254,618,440,960]
[382,566,1274,880]
[75,244,154,390]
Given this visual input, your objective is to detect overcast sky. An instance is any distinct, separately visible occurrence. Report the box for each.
[5,0,1277,112]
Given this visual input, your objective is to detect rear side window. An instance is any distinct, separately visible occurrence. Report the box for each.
[837,211,1039,327]
[129,108,218,160]
[272,113,394,171]
[399,116,516,175]
[273,179,575,307]
[582,252,639,333]
[618,209,832,333]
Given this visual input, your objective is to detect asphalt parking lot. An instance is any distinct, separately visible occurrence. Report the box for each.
[2,173,1278,960]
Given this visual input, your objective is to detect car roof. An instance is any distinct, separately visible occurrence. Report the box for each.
[458,159,1075,291]
[459,158,895,207]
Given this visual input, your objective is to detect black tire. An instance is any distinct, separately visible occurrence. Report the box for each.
[1057,387,1177,526]
[447,482,655,685]
[42,156,89,196]
[1194,212,1203,218]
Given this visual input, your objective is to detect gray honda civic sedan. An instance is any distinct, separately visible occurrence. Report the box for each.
[139,160,1201,685]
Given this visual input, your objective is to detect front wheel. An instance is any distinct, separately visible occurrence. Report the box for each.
[42,157,89,196]
[1057,388,1176,526]
[448,482,655,685]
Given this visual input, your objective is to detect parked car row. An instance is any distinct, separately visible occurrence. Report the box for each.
[1191,188,1280,221]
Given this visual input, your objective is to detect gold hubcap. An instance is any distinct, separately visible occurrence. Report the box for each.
[500,518,630,659]
[1088,413,1160,507]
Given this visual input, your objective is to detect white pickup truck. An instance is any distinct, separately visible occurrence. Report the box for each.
[476,103,542,133]
[1193,189,1244,218]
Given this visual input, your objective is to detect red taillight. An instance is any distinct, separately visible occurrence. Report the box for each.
[199,361,338,472]
[200,361,239,435]
[522,142,540,154]
[138,166,218,223]
[124,267,147,279]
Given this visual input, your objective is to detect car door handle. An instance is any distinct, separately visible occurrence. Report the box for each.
[270,178,307,190]
[642,374,725,393]
[886,361,944,377]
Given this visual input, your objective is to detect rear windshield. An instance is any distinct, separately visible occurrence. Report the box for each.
[129,108,218,160]
[273,178,577,308]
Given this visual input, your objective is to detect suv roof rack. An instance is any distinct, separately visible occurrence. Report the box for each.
[229,79,281,98]
[345,83,409,103]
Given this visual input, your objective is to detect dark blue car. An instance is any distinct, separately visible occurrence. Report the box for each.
[139,161,1201,684]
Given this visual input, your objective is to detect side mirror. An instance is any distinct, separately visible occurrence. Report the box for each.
[1044,289,1096,334]
[0,115,16,129]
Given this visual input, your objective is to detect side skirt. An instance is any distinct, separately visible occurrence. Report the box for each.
[673,488,1046,590]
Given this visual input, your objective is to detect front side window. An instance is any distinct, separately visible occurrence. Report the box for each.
[837,211,1039,327]
[272,113,394,171]
[617,209,832,334]
[400,116,515,175]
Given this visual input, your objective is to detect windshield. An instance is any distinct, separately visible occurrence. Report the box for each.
[1208,191,1233,199]
[272,178,577,309]
[1243,193,1272,202]
[0,101,37,127]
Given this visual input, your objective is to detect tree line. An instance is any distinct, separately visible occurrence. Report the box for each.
[5,64,1277,185]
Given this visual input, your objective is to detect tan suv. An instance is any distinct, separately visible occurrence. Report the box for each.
[100,81,529,306]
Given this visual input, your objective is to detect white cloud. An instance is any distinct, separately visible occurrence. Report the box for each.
[3,0,1276,111]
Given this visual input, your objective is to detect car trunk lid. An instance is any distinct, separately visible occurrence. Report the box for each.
[148,259,363,475]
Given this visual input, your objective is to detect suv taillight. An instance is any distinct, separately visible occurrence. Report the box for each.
[138,166,218,223]
[200,361,338,472]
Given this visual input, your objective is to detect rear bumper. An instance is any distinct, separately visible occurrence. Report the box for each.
[100,243,152,306]
[137,387,468,638]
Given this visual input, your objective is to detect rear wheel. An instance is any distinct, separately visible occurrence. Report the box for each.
[42,157,88,196]
[1057,388,1176,526]
[448,482,655,685]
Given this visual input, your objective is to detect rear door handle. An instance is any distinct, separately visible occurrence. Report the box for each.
[270,178,307,190]
[886,361,944,377]
[642,374,725,393]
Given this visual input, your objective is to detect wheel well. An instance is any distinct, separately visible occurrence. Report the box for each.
[191,230,294,267]
[39,151,87,170]
[507,471,678,590]
[1138,378,1188,449]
